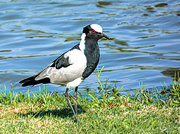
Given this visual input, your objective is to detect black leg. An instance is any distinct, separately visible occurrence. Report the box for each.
[65,88,78,122]
[74,86,78,122]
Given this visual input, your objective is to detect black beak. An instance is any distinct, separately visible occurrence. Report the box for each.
[102,33,110,39]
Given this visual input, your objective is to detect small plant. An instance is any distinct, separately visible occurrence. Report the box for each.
[92,67,180,108]
[164,72,180,107]
[135,74,180,107]
[88,66,123,107]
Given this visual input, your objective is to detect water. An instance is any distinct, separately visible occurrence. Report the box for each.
[0,0,180,95]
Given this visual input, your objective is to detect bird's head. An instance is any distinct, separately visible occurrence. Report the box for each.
[83,24,109,41]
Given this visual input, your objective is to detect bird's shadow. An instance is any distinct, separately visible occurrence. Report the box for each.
[20,105,85,120]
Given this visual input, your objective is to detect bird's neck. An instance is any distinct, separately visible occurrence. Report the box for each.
[79,33,98,52]
[79,33,86,51]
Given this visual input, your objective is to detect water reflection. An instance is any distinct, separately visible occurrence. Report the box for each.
[161,68,180,79]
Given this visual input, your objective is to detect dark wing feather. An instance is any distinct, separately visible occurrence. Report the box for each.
[19,75,50,87]
[19,64,52,86]
[51,44,80,69]
[51,54,71,69]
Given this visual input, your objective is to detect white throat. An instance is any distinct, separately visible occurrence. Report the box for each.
[79,33,86,51]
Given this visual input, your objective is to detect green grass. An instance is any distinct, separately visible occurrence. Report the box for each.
[0,69,179,133]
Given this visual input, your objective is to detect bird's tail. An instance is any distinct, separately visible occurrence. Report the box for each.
[19,75,50,87]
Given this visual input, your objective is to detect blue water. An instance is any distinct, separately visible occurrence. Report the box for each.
[0,0,179,95]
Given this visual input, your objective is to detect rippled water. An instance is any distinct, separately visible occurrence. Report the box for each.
[0,0,180,94]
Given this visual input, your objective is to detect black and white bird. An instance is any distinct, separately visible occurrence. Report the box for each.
[19,24,109,122]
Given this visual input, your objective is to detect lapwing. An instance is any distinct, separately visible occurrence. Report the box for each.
[20,24,109,122]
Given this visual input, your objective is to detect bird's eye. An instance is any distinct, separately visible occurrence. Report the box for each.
[92,30,95,33]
